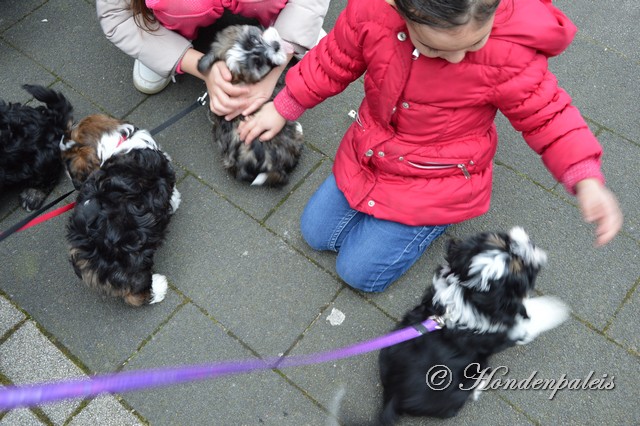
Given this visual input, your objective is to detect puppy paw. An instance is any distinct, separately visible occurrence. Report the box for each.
[170,188,181,213]
[510,296,570,345]
[149,274,168,304]
[19,188,47,211]
[471,373,490,401]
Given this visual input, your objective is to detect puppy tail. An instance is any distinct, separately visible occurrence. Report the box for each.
[148,274,168,304]
[250,172,270,186]
[326,385,346,426]
[22,84,74,133]
[379,396,400,426]
[509,296,571,345]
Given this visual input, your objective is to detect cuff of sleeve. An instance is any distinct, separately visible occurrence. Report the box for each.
[175,58,185,75]
[560,159,605,195]
[274,87,306,121]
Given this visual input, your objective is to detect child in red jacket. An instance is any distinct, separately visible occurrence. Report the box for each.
[239,0,622,292]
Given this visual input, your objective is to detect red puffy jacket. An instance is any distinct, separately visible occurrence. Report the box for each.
[278,0,603,225]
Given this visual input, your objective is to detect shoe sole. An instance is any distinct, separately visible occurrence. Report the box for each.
[133,77,171,95]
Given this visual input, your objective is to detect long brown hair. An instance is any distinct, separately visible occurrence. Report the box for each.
[130,0,158,30]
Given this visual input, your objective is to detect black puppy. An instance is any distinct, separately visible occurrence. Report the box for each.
[60,114,180,306]
[0,85,73,210]
[378,227,570,424]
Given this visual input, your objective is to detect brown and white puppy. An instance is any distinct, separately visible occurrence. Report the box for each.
[60,114,180,306]
[198,25,304,187]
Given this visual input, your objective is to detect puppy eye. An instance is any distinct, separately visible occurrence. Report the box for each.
[250,35,260,45]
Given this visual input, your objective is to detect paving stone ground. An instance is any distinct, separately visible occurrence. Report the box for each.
[1,1,638,424]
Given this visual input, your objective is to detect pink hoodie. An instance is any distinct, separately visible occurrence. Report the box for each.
[146,0,288,39]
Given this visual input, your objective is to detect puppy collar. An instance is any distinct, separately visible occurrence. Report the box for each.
[430,314,446,329]
[412,315,445,334]
[116,134,127,148]
[116,127,137,147]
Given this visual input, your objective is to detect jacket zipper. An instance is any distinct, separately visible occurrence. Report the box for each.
[406,160,471,179]
[353,109,472,180]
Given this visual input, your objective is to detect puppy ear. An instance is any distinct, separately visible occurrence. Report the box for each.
[508,227,547,268]
[198,25,242,73]
[465,251,509,291]
[66,148,100,189]
[197,51,219,74]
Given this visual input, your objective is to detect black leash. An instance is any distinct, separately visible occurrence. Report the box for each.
[149,92,208,136]
[0,92,209,242]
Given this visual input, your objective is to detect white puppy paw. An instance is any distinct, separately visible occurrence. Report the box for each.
[170,188,181,213]
[149,274,168,304]
[509,296,570,345]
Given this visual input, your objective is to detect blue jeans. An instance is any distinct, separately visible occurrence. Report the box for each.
[300,175,449,292]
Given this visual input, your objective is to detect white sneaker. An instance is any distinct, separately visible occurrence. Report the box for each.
[133,59,171,95]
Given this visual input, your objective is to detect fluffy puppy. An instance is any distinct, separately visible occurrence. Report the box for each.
[197,25,304,187]
[59,114,180,306]
[0,84,73,210]
[378,227,570,424]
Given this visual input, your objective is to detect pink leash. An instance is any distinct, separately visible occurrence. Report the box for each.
[0,189,76,243]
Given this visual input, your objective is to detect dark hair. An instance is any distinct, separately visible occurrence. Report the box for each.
[130,0,158,30]
[395,0,501,28]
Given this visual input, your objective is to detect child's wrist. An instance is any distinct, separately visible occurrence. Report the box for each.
[575,178,602,193]
[177,48,205,78]
[560,159,604,195]
[273,87,306,121]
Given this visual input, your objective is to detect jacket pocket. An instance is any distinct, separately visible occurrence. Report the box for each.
[403,159,472,179]
[373,153,477,179]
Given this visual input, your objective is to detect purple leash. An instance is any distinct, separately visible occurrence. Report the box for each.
[0,317,443,410]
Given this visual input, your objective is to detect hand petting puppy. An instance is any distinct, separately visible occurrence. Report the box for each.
[238,101,287,144]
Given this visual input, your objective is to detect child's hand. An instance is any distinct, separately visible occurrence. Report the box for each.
[575,179,623,246]
[206,61,251,119]
[207,60,286,121]
[238,102,287,145]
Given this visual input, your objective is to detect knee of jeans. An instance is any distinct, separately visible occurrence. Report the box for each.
[300,214,328,251]
[335,257,390,293]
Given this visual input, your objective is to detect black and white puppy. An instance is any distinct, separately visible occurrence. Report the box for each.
[197,25,304,187]
[378,227,570,424]
[59,114,180,306]
[0,84,73,210]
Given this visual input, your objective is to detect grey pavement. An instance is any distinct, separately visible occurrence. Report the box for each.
[0,0,638,425]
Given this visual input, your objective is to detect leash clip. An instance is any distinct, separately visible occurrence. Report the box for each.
[197,92,209,106]
[428,315,446,330]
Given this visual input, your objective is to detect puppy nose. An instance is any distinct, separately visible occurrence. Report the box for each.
[271,41,280,52]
